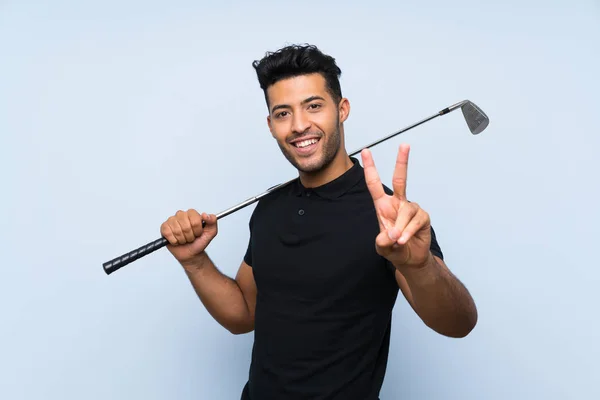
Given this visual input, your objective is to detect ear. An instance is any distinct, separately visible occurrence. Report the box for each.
[338,98,350,124]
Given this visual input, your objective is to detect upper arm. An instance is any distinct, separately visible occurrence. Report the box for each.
[235,260,257,325]
[236,203,260,327]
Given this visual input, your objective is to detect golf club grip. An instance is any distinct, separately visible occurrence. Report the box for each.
[103,220,208,275]
[103,237,169,275]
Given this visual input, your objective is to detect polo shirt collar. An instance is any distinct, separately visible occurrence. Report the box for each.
[292,157,364,199]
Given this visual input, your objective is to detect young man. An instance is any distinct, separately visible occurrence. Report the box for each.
[160,44,478,400]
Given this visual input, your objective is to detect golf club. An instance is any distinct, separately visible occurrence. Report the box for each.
[102,99,489,275]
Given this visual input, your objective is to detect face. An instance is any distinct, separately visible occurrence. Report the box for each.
[266,73,349,174]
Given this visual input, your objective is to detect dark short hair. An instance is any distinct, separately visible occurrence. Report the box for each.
[252,44,343,109]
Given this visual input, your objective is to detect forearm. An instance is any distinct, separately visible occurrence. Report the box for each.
[396,254,478,338]
[182,253,253,334]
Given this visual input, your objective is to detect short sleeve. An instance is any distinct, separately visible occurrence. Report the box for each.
[243,207,256,267]
[429,225,444,260]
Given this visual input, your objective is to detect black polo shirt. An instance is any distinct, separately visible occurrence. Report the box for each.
[240,156,443,400]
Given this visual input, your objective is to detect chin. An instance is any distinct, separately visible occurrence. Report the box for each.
[288,153,327,174]
[296,158,327,174]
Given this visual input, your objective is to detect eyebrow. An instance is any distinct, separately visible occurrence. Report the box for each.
[271,95,326,114]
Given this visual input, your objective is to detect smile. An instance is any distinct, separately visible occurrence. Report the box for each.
[292,138,320,148]
[290,136,321,155]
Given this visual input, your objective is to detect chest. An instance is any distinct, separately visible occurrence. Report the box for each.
[250,193,393,306]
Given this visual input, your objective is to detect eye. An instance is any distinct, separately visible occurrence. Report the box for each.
[308,103,322,110]
[275,111,289,118]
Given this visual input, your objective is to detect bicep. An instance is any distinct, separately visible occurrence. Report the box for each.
[235,260,257,322]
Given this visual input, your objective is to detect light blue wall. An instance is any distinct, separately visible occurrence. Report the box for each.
[1,1,599,399]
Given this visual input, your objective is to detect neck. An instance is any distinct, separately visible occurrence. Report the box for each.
[299,148,354,188]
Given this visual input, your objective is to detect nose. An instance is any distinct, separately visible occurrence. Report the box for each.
[291,110,311,135]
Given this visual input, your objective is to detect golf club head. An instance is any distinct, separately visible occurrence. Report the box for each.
[461,101,489,135]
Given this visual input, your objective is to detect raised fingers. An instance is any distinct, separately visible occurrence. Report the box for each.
[361,148,386,202]
[392,144,410,201]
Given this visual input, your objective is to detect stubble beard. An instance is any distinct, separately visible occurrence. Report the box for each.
[278,119,341,175]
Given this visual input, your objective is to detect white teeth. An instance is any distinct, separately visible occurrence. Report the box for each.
[295,138,318,148]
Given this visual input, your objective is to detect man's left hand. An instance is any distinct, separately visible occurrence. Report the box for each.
[361,144,432,270]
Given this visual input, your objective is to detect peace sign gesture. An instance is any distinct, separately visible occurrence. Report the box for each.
[361,144,432,269]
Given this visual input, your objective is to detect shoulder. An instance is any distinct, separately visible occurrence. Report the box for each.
[248,179,297,227]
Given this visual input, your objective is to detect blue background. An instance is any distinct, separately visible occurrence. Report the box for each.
[1,1,599,399]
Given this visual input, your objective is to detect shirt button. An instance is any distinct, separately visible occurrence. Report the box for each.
[298,209,305,215]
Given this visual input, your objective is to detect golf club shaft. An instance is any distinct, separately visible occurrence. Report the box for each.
[102,102,462,275]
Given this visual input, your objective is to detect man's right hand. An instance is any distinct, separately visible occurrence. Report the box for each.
[160,209,218,269]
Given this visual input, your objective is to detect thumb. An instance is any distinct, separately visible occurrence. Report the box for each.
[188,214,218,255]
[202,213,218,235]
[375,227,401,255]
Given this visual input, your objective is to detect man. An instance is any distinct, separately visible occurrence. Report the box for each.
[160,44,478,400]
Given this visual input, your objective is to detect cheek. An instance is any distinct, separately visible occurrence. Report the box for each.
[271,125,290,142]
[317,113,339,133]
